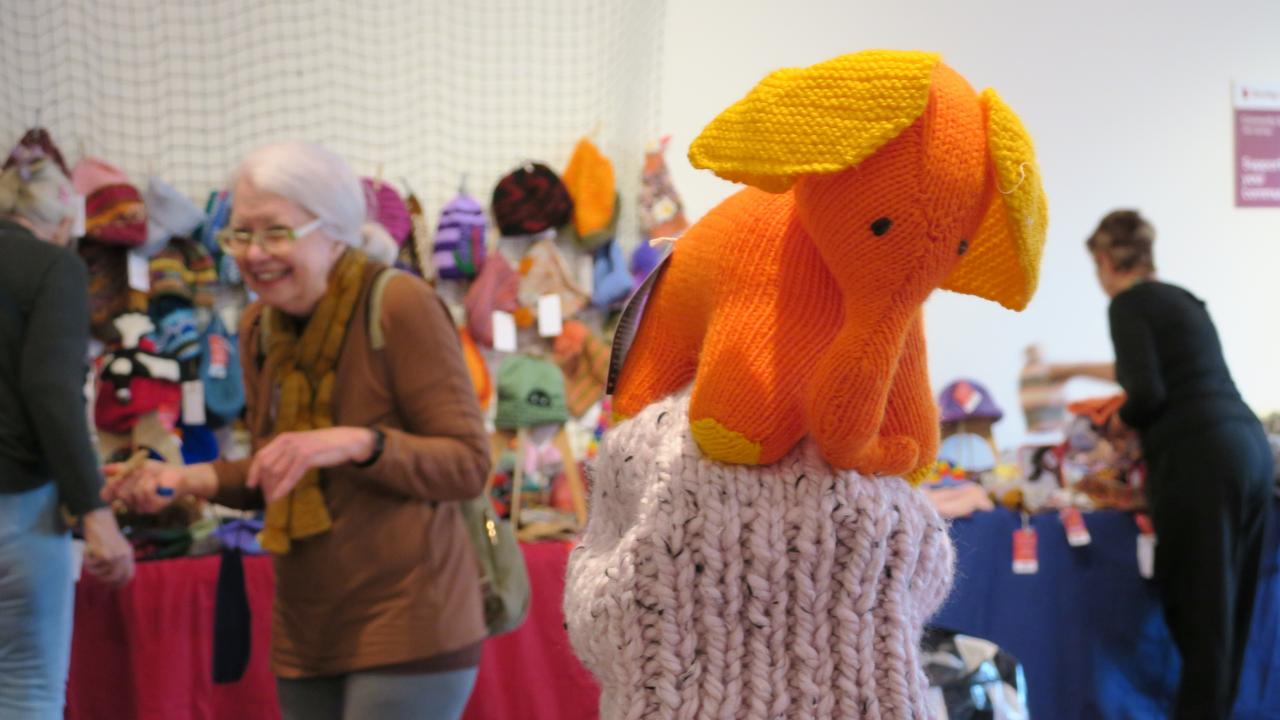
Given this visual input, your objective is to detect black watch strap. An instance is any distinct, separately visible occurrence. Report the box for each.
[353,427,385,468]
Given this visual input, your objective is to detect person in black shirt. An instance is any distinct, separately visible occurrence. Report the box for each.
[1060,210,1271,719]
[0,151,133,719]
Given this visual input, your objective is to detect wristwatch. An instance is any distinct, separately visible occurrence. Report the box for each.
[353,427,385,468]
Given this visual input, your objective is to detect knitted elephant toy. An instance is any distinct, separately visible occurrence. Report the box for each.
[566,50,1047,719]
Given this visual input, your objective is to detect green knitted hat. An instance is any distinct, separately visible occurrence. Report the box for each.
[495,355,569,429]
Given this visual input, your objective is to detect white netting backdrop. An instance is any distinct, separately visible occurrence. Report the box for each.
[0,0,666,250]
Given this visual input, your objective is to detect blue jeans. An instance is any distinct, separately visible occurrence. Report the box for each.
[277,667,479,720]
[0,483,74,720]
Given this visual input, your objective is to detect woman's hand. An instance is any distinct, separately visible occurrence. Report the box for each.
[81,507,135,587]
[248,427,377,503]
[102,459,185,514]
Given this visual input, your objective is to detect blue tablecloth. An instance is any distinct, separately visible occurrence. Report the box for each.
[932,500,1280,719]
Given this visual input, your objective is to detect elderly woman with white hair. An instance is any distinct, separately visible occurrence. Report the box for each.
[104,142,490,720]
[0,145,135,719]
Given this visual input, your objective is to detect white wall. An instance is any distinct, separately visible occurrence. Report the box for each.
[659,0,1280,449]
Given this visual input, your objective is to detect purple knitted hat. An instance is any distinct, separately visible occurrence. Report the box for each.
[937,379,1003,424]
[566,387,955,719]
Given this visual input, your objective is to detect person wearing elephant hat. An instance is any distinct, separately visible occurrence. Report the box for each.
[565,49,1047,718]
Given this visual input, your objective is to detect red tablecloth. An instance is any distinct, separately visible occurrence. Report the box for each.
[66,542,600,720]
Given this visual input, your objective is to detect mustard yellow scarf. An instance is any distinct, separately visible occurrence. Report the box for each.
[258,250,367,554]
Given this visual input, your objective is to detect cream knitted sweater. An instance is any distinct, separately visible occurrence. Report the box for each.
[565,388,955,719]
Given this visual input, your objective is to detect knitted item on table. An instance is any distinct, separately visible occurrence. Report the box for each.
[937,379,1003,424]
[565,388,955,720]
[612,50,1048,478]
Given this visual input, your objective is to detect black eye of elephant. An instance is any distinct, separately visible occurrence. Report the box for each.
[870,217,893,236]
[958,238,970,256]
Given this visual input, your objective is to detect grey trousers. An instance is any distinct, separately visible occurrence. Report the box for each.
[277,666,478,720]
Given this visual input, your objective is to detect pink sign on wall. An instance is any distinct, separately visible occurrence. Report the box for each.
[1234,83,1280,208]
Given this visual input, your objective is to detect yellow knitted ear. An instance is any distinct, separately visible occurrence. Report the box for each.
[941,88,1048,311]
[688,50,940,192]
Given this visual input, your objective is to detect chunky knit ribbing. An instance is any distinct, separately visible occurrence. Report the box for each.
[566,388,955,719]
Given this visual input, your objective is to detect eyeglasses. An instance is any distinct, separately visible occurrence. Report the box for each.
[216,218,324,258]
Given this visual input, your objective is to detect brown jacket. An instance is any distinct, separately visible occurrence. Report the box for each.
[210,262,490,678]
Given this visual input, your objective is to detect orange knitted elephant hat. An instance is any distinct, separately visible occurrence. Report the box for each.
[613,50,1048,480]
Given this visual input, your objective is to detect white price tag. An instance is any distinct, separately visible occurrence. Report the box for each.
[72,193,86,238]
[537,293,563,337]
[182,380,206,426]
[127,250,151,292]
[71,539,86,583]
[576,253,595,291]
[1137,533,1156,579]
[492,310,517,352]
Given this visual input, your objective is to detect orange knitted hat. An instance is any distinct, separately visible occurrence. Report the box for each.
[612,50,1048,481]
[561,138,617,249]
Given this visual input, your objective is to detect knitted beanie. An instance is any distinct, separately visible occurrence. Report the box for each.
[143,177,205,256]
[463,251,519,347]
[562,138,617,251]
[553,320,610,417]
[362,177,412,247]
[639,136,689,240]
[518,236,589,319]
[591,239,633,309]
[565,388,955,719]
[77,239,130,343]
[434,192,488,280]
[149,237,218,307]
[71,157,129,196]
[85,183,147,247]
[491,162,573,237]
[494,355,569,430]
[937,379,1003,424]
[4,128,70,177]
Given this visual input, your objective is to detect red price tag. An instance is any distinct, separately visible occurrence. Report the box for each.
[1134,513,1156,579]
[1060,507,1091,547]
[1013,528,1039,574]
[207,335,230,379]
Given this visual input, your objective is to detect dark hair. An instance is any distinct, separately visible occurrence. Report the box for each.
[1086,210,1156,275]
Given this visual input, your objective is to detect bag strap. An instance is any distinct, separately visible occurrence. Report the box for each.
[367,267,400,352]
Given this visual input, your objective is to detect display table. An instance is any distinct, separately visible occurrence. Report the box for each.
[67,504,1280,719]
[932,500,1280,719]
[66,541,600,720]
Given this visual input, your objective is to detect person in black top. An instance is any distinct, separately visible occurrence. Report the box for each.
[0,151,133,719]
[1058,210,1271,719]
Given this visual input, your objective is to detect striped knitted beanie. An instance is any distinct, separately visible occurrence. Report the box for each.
[566,388,955,719]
